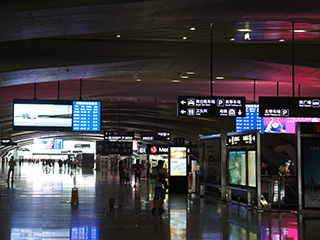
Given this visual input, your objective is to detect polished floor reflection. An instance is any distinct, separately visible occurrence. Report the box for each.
[0,162,318,239]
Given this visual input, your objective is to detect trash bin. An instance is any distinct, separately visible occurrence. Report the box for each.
[71,187,79,205]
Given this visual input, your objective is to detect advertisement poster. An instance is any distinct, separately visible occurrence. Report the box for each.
[170,147,187,176]
[199,137,221,184]
[247,151,256,187]
[302,138,320,209]
[229,151,246,186]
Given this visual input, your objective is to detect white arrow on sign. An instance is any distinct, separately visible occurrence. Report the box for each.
[180,110,186,114]
[238,110,242,116]
[180,100,186,105]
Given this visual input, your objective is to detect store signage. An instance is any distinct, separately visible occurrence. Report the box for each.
[227,132,257,147]
[146,145,169,154]
[177,96,245,117]
[259,97,320,117]
[104,131,134,141]
[141,132,171,141]
[96,141,133,156]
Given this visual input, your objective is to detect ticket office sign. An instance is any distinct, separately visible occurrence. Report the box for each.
[177,96,246,117]
[259,97,320,117]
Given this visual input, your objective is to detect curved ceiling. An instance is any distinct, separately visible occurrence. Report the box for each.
[1,0,320,153]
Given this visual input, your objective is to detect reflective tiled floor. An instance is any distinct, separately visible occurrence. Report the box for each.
[0,162,319,239]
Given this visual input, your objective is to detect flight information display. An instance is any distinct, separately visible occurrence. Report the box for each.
[178,96,245,117]
[236,104,264,134]
[259,97,320,117]
[72,101,101,131]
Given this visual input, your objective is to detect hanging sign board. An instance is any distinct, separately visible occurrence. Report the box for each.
[141,132,171,141]
[177,96,245,117]
[96,141,133,156]
[259,97,320,117]
[226,131,258,147]
[104,131,134,141]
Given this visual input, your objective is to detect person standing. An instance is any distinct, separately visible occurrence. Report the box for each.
[151,160,169,214]
[118,160,126,185]
[7,156,16,182]
[132,159,143,187]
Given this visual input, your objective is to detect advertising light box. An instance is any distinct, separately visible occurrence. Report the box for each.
[170,147,187,176]
[72,101,101,132]
[177,96,245,117]
[259,97,320,117]
[228,151,246,186]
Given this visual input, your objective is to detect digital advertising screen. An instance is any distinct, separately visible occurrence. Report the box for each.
[263,117,320,134]
[236,104,264,134]
[170,147,187,176]
[13,99,72,131]
[228,151,246,186]
[72,101,101,132]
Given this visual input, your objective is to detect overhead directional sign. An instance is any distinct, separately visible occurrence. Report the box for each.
[259,97,320,117]
[227,131,258,147]
[104,131,134,141]
[140,132,171,141]
[177,96,246,117]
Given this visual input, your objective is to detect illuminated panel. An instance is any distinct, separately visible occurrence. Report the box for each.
[263,117,320,134]
[170,147,187,176]
[236,104,264,133]
[72,101,101,132]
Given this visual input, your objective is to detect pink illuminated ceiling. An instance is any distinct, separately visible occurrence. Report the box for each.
[0,0,320,149]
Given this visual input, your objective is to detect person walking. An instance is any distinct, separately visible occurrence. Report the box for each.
[151,160,169,214]
[7,156,16,182]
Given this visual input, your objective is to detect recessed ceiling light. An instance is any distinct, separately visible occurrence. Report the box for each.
[238,29,251,32]
[136,79,141,82]
[116,34,121,38]
[215,76,224,80]
[171,80,180,83]
[180,75,189,79]
[189,27,196,31]
[279,38,285,42]
[186,71,195,75]
[293,30,307,33]
[230,37,235,41]
[183,36,187,40]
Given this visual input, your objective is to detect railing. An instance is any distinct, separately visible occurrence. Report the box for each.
[261,173,298,210]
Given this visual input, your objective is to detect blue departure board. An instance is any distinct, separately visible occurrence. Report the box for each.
[236,104,264,134]
[72,101,101,131]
